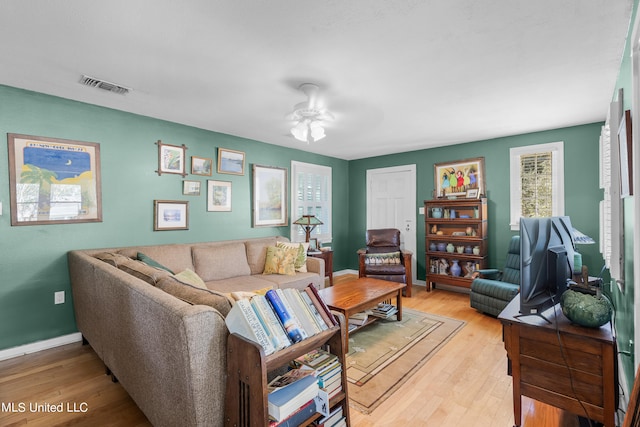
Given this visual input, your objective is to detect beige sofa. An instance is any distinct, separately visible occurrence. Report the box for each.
[68,236,324,427]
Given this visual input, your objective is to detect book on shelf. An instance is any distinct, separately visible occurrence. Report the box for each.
[268,399,316,427]
[225,298,276,355]
[298,289,330,331]
[268,374,319,422]
[348,311,370,326]
[283,288,321,336]
[305,284,338,327]
[265,289,305,344]
[267,368,316,393]
[275,289,309,340]
[314,405,343,427]
[250,295,291,351]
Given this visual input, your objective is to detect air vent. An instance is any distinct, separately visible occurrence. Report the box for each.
[79,75,131,95]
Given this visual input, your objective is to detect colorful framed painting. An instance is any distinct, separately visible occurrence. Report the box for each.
[182,180,201,196]
[207,180,232,212]
[434,157,485,198]
[154,200,189,231]
[7,133,102,226]
[217,148,245,175]
[191,156,213,176]
[156,140,187,177]
[252,164,287,227]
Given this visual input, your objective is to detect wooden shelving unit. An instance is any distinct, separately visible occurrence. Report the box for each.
[424,198,488,291]
[224,312,350,426]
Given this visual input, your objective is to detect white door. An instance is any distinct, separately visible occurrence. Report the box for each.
[366,165,417,282]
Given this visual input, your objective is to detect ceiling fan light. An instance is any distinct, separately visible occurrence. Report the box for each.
[291,121,308,142]
[310,123,326,141]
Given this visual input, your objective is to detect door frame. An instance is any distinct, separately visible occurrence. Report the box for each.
[366,164,417,282]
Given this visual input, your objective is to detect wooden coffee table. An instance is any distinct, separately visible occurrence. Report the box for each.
[318,277,405,351]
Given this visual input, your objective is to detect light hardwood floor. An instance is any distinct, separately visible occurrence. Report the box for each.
[0,274,585,427]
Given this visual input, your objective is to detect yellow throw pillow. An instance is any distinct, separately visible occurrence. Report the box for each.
[263,246,296,276]
[174,269,207,289]
[276,241,308,272]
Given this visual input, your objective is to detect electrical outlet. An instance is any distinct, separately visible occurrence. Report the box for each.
[54,291,65,305]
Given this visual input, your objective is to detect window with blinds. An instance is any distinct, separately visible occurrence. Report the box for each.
[290,161,332,243]
[509,142,564,230]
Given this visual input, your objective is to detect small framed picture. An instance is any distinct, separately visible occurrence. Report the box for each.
[217,148,245,175]
[156,140,187,177]
[208,180,232,212]
[466,188,479,198]
[309,238,319,252]
[191,156,213,176]
[182,180,201,196]
[154,200,189,231]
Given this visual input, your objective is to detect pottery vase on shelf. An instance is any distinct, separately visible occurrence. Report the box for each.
[450,260,461,277]
[464,246,472,254]
[449,209,456,218]
[446,243,455,253]
[432,207,443,218]
[456,246,464,254]
[429,242,437,251]
[437,242,447,251]
[473,246,480,255]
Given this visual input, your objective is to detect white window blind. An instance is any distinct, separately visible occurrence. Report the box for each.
[290,161,332,243]
[509,142,564,230]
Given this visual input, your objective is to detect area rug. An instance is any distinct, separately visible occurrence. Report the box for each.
[345,308,465,414]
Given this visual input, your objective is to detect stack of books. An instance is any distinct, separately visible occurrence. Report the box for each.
[314,406,346,427]
[370,302,398,319]
[294,349,343,399]
[225,284,337,355]
[267,373,319,424]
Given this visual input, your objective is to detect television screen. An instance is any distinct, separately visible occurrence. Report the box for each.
[519,216,575,316]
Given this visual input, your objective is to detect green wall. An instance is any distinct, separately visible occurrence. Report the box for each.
[609,0,638,395]
[348,123,604,282]
[0,85,349,350]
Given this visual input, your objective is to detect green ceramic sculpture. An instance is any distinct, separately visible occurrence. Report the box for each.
[560,289,612,328]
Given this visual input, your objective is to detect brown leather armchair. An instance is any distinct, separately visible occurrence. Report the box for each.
[357,228,413,297]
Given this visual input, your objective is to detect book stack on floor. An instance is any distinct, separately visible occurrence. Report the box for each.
[347,310,371,332]
[225,284,338,356]
[371,302,398,319]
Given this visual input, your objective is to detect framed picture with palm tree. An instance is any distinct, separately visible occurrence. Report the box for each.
[7,133,102,226]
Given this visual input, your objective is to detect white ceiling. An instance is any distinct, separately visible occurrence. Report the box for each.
[0,1,634,160]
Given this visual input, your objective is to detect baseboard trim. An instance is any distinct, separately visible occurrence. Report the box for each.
[0,332,83,361]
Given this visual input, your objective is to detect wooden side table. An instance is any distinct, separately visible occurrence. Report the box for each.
[498,296,616,427]
[309,249,333,286]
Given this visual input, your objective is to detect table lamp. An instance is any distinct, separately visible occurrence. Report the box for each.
[293,215,323,243]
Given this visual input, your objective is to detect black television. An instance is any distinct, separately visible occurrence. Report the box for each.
[519,216,576,317]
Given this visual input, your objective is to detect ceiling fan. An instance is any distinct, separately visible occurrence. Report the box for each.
[288,83,334,143]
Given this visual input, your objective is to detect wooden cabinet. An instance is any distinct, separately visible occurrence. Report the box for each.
[498,296,616,427]
[424,198,487,291]
[224,312,350,426]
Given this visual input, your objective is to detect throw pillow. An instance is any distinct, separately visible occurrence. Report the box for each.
[137,252,175,274]
[156,276,233,317]
[263,246,296,276]
[364,251,402,265]
[276,241,309,272]
[174,269,207,289]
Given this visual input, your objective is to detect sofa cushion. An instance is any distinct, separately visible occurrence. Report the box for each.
[260,272,321,291]
[245,237,278,275]
[193,243,251,282]
[118,244,195,274]
[94,251,131,268]
[204,275,278,294]
[263,246,296,276]
[174,269,207,289]
[156,276,233,317]
[276,241,308,272]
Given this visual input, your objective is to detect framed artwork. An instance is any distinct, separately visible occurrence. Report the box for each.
[207,180,232,212]
[618,109,633,197]
[154,200,189,230]
[182,180,201,196]
[7,133,102,226]
[217,148,245,175]
[191,156,212,176]
[156,140,187,177]
[252,164,287,227]
[466,188,479,198]
[434,157,485,198]
[309,238,319,252]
